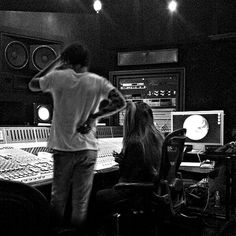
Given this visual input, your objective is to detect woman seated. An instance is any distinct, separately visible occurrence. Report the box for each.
[91,102,164,235]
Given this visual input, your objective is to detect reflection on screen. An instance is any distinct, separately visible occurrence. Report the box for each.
[183,115,209,140]
[171,110,224,152]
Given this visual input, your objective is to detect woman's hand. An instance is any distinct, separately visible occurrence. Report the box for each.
[113,151,124,163]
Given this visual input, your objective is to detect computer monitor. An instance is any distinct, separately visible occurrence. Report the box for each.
[171,110,224,152]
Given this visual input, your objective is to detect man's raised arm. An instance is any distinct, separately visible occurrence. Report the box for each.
[28,56,61,92]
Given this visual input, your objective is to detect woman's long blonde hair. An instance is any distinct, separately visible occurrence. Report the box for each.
[122,102,164,176]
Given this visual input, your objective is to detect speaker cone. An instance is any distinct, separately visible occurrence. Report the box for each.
[33,103,53,125]
[5,41,29,69]
[32,45,57,71]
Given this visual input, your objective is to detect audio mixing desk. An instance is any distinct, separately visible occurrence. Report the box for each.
[0,126,123,187]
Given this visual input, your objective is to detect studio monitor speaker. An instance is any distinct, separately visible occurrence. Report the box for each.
[0,32,63,75]
[4,40,29,70]
[29,44,61,71]
[33,103,53,125]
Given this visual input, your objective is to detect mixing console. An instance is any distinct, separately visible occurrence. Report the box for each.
[0,147,53,186]
[95,137,122,172]
[0,126,123,186]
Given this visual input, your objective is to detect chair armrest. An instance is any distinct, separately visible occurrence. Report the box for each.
[169,178,184,191]
[151,180,171,205]
[114,182,155,191]
[176,172,183,178]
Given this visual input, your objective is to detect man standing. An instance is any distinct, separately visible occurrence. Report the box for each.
[28,42,126,234]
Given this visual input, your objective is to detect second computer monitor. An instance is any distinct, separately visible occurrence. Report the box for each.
[171,110,224,152]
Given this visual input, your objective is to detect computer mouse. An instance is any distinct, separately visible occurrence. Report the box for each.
[204,159,211,164]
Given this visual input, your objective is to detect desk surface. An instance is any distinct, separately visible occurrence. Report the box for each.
[181,152,215,174]
[186,150,236,160]
[179,165,214,174]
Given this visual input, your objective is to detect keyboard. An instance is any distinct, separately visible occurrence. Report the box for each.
[180,162,201,167]
[180,161,215,169]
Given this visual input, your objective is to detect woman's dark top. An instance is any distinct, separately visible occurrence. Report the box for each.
[118,141,160,183]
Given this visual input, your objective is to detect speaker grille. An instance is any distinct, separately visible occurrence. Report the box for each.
[33,103,53,125]
[4,41,29,69]
[32,45,57,71]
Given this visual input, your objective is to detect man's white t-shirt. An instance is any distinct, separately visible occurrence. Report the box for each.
[39,69,114,151]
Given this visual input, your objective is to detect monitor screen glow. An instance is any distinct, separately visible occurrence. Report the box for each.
[171,110,224,151]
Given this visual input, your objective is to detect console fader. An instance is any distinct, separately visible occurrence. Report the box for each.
[0,126,122,186]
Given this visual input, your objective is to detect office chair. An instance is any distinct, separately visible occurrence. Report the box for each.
[0,179,50,236]
[113,128,187,235]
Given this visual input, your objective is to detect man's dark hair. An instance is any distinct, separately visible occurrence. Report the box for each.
[60,42,90,67]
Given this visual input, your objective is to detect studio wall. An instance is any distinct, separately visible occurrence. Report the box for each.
[0,0,235,143]
[0,11,101,125]
[97,0,236,142]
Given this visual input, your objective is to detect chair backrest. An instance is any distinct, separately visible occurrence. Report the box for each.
[160,128,187,183]
[0,180,50,236]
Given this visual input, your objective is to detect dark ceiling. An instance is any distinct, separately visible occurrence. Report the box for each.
[0,0,235,36]
[0,0,95,13]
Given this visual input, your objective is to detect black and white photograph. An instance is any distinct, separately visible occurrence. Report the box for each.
[0,1,236,235]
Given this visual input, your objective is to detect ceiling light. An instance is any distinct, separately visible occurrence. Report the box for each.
[93,0,102,13]
[168,0,178,13]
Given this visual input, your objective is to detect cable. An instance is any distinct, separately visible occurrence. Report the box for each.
[202,183,210,213]
[196,152,202,163]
